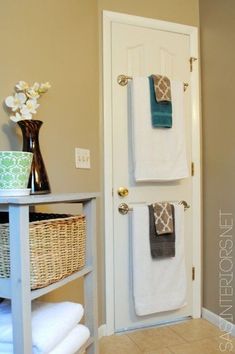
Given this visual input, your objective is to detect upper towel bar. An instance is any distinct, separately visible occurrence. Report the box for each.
[117,74,189,92]
[118,200,190,215]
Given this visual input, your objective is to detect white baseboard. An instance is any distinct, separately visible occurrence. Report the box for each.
[99,311,235,339]
[98,324,107,339]
[202,308,235,337]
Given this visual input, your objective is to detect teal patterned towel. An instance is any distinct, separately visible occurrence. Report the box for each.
[149,76,172,128]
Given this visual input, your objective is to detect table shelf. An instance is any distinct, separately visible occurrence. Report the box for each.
[0,192,99,354]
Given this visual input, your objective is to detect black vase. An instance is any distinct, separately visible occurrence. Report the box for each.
[17,119,51,194]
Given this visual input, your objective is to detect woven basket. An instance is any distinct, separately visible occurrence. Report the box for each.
[0,212,86,290]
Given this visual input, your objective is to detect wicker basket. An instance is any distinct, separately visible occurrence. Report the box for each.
[0,212,86,290]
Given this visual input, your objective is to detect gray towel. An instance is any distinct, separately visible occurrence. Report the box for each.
[148,204,175,258]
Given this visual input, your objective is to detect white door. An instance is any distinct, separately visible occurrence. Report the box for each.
[103,12,201,333]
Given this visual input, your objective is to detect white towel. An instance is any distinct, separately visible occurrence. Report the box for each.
[132,203,187,316]
[131,77,189,181]
[0,301,84,353]
[0,324,90,354]
[49,324,90,354]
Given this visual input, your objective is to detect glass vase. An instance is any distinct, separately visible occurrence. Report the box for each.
[17,119,51,194]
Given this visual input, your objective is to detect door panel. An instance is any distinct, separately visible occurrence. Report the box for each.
[111,23,193,331]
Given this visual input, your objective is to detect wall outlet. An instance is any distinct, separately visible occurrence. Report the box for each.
[75,148,91,169]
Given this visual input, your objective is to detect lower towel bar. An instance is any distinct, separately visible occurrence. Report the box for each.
[118,200,190,215]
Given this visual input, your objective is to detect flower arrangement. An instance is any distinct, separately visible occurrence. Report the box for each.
[5,81,51,122]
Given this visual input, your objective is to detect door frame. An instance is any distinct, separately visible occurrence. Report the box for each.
[103,10,202,335]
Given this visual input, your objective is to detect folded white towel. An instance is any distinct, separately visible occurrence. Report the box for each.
[49,324,90,354]
[0,324,90,354]
[0,301,84,353]
[132,203,187,316]
[131,77,189,181]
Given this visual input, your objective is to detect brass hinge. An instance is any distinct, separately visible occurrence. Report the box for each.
[191,162,195,176]
[190,57,197,72]
[192,266,195,281]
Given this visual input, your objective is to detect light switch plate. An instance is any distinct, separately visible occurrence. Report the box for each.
[75,148,91,169]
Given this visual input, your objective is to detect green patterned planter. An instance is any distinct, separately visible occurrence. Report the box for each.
[0,151,33,189]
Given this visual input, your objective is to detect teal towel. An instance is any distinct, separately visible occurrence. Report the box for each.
[149,76,172,128]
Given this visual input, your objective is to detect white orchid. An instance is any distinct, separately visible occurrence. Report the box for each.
[15,81,29,91]
[5,92,26,112]
[39,82,51,93]
[10,112,23,122]
[20,99,39,119]
[5,80,51,122]
[26,88,40,99]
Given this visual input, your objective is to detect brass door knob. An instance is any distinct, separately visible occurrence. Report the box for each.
[117,187,129,197]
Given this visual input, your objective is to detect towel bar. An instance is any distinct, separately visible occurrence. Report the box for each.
[118,200,190,215]
[117,74,189,92]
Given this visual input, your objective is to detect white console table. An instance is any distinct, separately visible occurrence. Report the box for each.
[0,192,99,354]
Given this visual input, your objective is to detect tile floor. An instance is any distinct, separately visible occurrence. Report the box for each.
[99,319,235,354]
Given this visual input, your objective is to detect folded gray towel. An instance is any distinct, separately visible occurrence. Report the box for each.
[148,204,175,258]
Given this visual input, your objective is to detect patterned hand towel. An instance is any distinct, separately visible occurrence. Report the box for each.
[149,76,172,128]
[148,204,175,258]
[152,74,171,102]
[152,202,174,235]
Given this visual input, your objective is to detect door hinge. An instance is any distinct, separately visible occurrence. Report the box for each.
[190,57,197,72]
[191,162,195,176]
[192,266,195,281]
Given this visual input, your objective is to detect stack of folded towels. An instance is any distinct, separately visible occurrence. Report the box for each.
[0,299,90,354]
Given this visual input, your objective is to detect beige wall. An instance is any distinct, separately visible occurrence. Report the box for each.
[0,0,103,320]
[200,0,235,323]
[0,0,99,194]
[99,0,199,26]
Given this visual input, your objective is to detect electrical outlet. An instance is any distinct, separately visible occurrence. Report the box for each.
[75,148,91,169]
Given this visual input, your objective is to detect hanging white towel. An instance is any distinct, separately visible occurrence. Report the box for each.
[0,301,84,353]
[0,324,90,354]
[131,77,189,181]
[132,203,187,316]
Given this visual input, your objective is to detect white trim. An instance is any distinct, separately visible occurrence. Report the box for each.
[103,10,197,36]
[190,28,202,319]
[103,11,115,336]
[98,324,107,339]
[103,10,202,335]
[202,308,235,337]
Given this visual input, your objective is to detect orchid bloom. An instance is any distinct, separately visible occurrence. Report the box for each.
[39,82,51,93]
[5,92,26,112]
[20,99,39,119]
[26,88,40,99]
[15,81,29,91]
[5,80,50,122]
[10,112,23,123]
